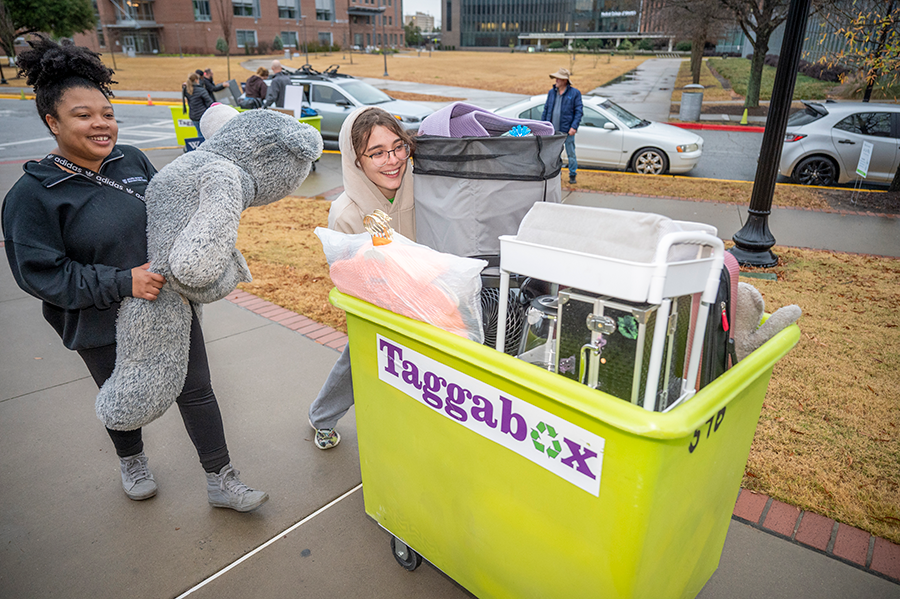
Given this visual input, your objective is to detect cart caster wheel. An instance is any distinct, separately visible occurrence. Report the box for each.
[390,536,422,571]
[311,161,316,172]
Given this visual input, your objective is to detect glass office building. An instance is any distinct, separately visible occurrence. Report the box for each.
[445,0,649,48]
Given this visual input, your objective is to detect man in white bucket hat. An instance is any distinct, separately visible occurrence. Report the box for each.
[541,67,583,185]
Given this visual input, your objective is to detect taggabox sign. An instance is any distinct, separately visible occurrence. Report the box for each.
[377,335,606,496]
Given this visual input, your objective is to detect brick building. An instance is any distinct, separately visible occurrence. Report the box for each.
[73,0,405,56]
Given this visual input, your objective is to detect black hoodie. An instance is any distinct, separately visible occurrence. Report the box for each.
[2,145,156,350]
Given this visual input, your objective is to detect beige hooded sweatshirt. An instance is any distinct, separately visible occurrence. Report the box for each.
[328,107,417,240]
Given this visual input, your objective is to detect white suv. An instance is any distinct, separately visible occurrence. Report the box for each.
[780,101,900,186]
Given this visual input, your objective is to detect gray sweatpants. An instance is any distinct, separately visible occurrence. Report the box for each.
[308,345,354,429]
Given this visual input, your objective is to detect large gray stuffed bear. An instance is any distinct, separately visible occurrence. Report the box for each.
[96,107,323,430]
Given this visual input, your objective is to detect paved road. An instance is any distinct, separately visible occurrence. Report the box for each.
[0,100,177,162]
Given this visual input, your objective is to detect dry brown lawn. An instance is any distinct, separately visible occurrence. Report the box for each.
[237,196,900,545]
[2,50,650,98]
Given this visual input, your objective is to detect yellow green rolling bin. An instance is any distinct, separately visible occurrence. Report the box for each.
[330,288,800,599]
[168,105,322,150]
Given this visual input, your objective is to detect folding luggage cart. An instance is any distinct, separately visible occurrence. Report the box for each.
[331,286,799,599]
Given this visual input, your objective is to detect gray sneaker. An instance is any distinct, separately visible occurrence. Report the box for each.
[206,464,268,512]
[309,418,341,450]
[119,452,158,501]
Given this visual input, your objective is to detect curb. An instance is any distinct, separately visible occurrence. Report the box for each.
[225,284,900,586]
[670,121,766,133]
[734,489,900,584]
[563,185,900,221]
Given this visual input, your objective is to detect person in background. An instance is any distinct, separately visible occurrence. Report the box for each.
[183,72,213,140]
[541,67,583,185]
[242,66,268,108]
[3,35,267,512]
[263,60,291,109]
[198,68,225,96]
[307,106,416,449]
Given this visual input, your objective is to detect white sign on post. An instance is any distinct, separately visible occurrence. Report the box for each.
[856,141,874,178]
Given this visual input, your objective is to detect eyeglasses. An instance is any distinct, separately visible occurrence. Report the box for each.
[363,143,410,167]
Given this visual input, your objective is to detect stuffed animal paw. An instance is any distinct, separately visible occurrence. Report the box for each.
[734,282,802,362]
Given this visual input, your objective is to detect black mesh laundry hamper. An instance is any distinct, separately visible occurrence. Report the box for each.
[413,134,566,258]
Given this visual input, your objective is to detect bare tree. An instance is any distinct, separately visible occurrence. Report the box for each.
[659,0,728,84]
[719,0,792,108]
[818,0,899,102]
[0,0,16,83]
[211,0,233,79]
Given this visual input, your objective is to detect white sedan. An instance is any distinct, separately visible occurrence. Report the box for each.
[493,95,703,175]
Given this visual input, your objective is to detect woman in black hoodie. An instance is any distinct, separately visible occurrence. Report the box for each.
[2,35,268,512]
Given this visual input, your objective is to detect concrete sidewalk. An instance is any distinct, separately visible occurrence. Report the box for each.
[3,150,900,598]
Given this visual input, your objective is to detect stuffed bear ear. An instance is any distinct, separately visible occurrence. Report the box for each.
[200,103,240,140]
[288,121,324,163]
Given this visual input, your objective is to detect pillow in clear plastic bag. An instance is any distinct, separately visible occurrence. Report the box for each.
[316,227,487,343]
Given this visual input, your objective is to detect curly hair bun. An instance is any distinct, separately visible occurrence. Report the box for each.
[17,34,117,97]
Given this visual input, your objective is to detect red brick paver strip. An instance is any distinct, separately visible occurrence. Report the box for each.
[306,326,339,341]
[287,317,316,331]
[762,500,801,537]
[832,524,871,566]
[795,512,834,551]
[870,537,900,581]
[235,297,269,308]
[734,490,768,524]
[315,331,347,346]
[279,314,311,327]
[258,306,290,318]
[270,310,301,323]
[294,322,329,335]
[324,335,349,350]
[251,303,280,315]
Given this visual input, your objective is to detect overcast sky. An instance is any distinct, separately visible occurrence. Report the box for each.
[403,0,441,26]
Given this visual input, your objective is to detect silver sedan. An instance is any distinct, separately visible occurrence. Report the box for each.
[493,95,703,175]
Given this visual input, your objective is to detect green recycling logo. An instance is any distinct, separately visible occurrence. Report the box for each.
[530,421,562,459]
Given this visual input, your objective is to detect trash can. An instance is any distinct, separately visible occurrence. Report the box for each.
[331,288,800,599]
[679,84,704,122]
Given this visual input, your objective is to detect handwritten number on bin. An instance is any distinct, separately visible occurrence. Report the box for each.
[688,407,726,454]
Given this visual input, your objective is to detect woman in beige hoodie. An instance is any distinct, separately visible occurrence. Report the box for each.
[309,106,417,449]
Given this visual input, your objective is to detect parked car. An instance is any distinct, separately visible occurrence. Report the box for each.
[780,100,900,186]
[270,65,433,140]
[492,95,703,175]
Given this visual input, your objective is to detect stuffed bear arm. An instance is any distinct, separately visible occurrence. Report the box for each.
[169,161,247,290]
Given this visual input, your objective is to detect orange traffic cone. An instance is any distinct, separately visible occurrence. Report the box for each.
[147,94,153,106]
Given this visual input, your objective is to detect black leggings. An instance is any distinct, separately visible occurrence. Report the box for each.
[78,309,230,473]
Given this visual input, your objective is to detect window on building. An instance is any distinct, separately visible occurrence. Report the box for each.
[193,0,211,21]
[233,0,255,17]
[97,28,106,47]
[277,0,297,18]
[446,0,451,31]
[281,31,299,46]
[118,0,154,21]
[315,0,333,20]
[236,29,258,47]
[318,31,333,45]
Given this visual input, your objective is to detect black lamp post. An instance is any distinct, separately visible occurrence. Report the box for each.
[730,0,812,267]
